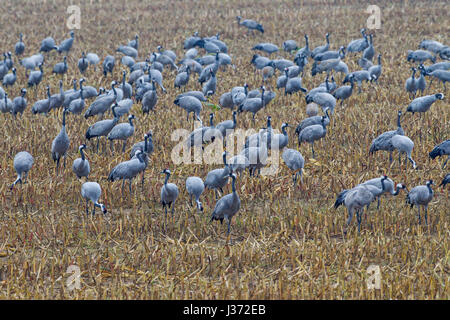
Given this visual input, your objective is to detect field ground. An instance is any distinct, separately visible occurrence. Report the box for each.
[0,0,449,299]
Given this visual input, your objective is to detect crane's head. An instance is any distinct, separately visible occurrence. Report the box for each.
[161,168,171,175]
[426,180,434,186]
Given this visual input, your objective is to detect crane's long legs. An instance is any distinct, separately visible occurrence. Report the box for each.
[443,156,449,169]
[417,206,421,225]
[122,140,127,153]
[311,142,315,159]
[85,199,89,215]
[129,179,132,194]
[424,205,428,226]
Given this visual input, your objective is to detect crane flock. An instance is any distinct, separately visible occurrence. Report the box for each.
[1,16,448,239]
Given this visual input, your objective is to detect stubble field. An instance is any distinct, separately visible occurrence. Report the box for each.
[0,0,448,299]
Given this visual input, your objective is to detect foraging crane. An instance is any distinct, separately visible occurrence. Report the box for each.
[81,182,107,216]
[343,70,371,93]
[39,37,57,52]
[107,114,136,153]
[174,95,203,123]
[391,134,417,169]
[10,151,34,190]
[51,107,70,175]
[369,110,405,164]
[210,173,241,240]
[86,53,100,70]
[108,150,146,194]
[440,174,449,188]
[103,55,115,76]
[160,169,179,223]
[283,40,298,52]
[12,89,27,117]
[72,144,90,179]
[429,139,449,168]
[2,68,17,87]
[186,176,205,212]
[252,43,279,55]
[406,93,444,114]
[295,108,331,135]
[236,16,264,33]
[333,74,354,106]
[407,50,436,63]
[282,148,305,185]
[31,86,51,114]
[406,180,434,225]
[369,54,382,83]
[84,81,117,119]
[202,69,216,96]
[52,56,68,75]
[237,86,265,120]
[85,105,120,153]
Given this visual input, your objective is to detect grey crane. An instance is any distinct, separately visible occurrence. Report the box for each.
[49,80,65,111]
[52,56,68,75]
[78,78,97,99]
[84,81,117,119]
[405,67,418,98]
[117,45,138,58]
[205,152,231,199]
[231,83,248,106]
[440,174,449,187]
[0,93,12,113]
[361,176,407,209]
[108,149,146,194]
[175,65,190,90]
[228,154,250,176]
[333,74,354,106]
[198,53,219,84]
[219,91,234,110]
[142,80,158,114]
[0,86,4,100]
[306,103,319,117]
[416,65,427,95]
[27,63,43,87]
[251,54,272,70]
[285,76,307,95]
[439,46,450,60]
[67,82,85,114]
[216,111,237,138]
[157,45,177,62]
[406,93,444,114]
[298,115,327,158]
[10,151,34,190]
[240,126,269,177]
[4,52,13,70]
[262,65,275,82]
[391,134,416,169]
[343,70,371,93]
[311,58,340,77]
[277,68,289,89]
[419,40,445,54]
[128,35,139,50]
[86,53,100,70]
[15,33,25,56]
[86,105,119,152]
[20,55,41,73]
[245,116,271,149]
[236,16,264,34]
[358,57,373,70]
[295,35,311,58]
[363,34,375,60]
[333,60,349,76]
[282,148,304,185]
[51,107,70,175]
[267,123,289,150]
[429,139,449,168]
[31,86,51,114]
[423,69,450,90]
[305,91,336,115]
[2,68,16,87]
[0,57,9,80]
[107,114,135,153]
[407,50,436,63]
[237,86,265,120]
[179,58,202,75]
[314,46,345,62]
[406,180,434,225]
[186,113,221,150]
[119,71,132,99]
[311,33,330,58]
[81,182,107,215]
[78,52,89,74]
[420,62,450,74]
[369,110,404,164]
[347,29,368,53]
[252,43,279,55]
[295,108,331,135]
[72,144,90,179]
[160,169,179,223]
[186,176,205,212]
[174,95,203,122]
[210,173,241,240]
[12,88,27,117]
[121,55,135,69]
[130,131,154,159]
[184,32,201,50]
[39,37,57,52]
[283,40,298,52]
[368,54,382,83]
[57,31,75,54]
[270,59,294,72]
[63,79,79,108]
[184,48,198,60]
[103,55,115,76]
[153,51,178,70]
[113,98,133,118]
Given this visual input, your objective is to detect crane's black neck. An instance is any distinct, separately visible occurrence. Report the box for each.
[129,117,134,127]
[427,184,433,194]
[164,172,170,185]
[80,147,85,161]
[144,135,148,153]
[397,113,402,128]
[231,175,236,193]
[281,124,288,136]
